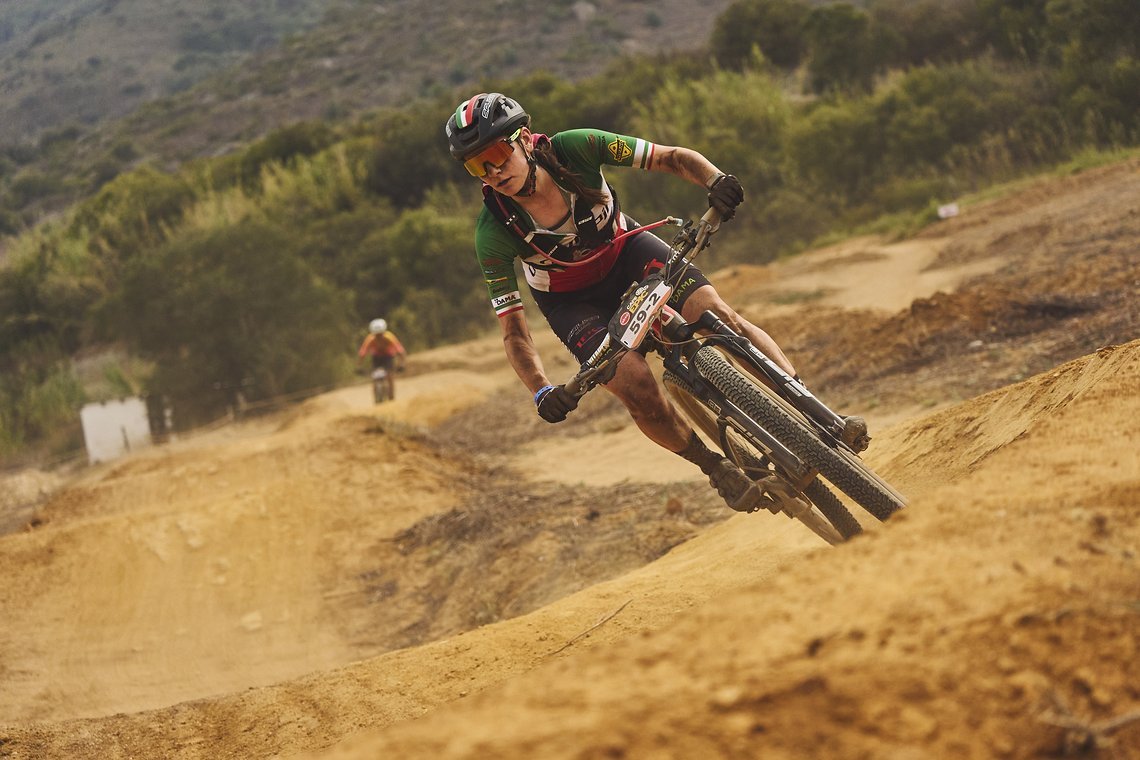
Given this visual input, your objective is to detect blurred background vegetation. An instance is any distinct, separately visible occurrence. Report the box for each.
[1,0,1137,464]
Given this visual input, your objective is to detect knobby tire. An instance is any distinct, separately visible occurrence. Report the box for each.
[690,346,904,521]
[663,368,861,543]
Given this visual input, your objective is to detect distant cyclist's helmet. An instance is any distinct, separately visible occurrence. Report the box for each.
[369,318,387,334]
[445,92,530,176]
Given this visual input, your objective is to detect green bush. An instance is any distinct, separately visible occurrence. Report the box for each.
[9,171,66,207]
[626,68,790,215]
[238,121,337,192]
[69,165,196,268]
[105,219,353,426]
[0,341,84,459]
[786,98,883,199]
[353,207,491,348]
[735,187,835,263]
[869,0,985,66]
[363,102,459,208]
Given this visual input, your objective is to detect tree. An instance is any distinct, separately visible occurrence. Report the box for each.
[976,0,1051,63]
[803,3,885,95]
[236,121,336,192]
[710,0,809,70]
[786,99,884,199]
[107,219,353,426]
[869,0,985,66]
[1046,0,1140,140]
[353,207,491,349]
[364,101,458,209]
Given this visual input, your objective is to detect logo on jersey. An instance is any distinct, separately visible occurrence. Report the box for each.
[491,292,521,309]
[607,138,633,162]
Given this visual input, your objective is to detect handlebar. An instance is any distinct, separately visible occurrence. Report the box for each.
[693,206,722,253]
[562,206,725,399]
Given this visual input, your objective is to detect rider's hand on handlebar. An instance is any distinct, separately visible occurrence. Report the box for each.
[534,384,579,423]
[708,174,744,220]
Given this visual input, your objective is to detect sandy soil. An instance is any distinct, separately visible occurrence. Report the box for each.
[0,157,1137,759]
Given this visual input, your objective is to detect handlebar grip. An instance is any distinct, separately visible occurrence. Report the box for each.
[694,207,722,251]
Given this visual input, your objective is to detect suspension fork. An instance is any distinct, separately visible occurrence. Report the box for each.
[687,311,850,443]
[659,348,816,488]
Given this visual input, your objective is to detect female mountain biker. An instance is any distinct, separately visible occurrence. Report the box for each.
[444,92,865,512]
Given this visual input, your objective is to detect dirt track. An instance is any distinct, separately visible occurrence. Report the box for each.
[1,158,1138,759]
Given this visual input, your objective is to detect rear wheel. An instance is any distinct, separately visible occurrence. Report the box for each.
[663,369,861,544]
[690,347,905,521]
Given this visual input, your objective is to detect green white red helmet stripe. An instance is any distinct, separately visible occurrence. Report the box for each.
[454,93,487,129]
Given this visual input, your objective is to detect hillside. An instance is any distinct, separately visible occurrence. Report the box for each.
[1,0,733,149]
[0,0,337,145]
[94,0,737,164]
[0,0,734,222]
[0,157,1136,758]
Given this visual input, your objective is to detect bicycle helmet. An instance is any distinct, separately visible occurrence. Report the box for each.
[445,92,530,162]
[369,318,387,334]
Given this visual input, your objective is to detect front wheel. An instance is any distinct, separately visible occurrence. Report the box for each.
[690,347,906,522]
[663,369,861,545]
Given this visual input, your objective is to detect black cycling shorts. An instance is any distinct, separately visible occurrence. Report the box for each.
[531,227,710,364]
[371,355,396,371]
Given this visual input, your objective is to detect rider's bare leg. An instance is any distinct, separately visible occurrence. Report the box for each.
[602,351,690,451]
[680,284,796,377]
[602,351,764,511]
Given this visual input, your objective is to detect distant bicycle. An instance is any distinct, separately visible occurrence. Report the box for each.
[564,207,907,544]
[358,317,407,403]
[370,366,392,404]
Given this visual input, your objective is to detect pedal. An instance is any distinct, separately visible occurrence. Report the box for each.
[755,478,798,516]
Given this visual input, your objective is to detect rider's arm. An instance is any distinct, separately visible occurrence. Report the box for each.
[499,310,552,395]
[389,333,407,356]
[550,129,722,190]
[648,145,724,190]
[357,335,374,359]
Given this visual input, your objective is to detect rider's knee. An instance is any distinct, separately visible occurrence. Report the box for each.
[710,301,752,334]
[607,365,666,411]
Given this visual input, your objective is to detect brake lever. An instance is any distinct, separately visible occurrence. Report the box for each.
[564,362,608,399]
[692,207,722,253]
[565,345,626,398]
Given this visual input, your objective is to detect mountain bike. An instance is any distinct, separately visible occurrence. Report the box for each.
[371,366,391,404]
[563,209,906,545]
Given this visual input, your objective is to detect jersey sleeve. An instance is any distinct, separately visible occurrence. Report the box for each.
[474,209,526,318]
[552,129,657,175]
[383,332,406,355]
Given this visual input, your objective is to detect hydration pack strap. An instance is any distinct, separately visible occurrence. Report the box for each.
[482,185,617,269]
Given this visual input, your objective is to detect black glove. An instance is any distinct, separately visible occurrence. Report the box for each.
[534,384,579,423]
[708,173,744,220]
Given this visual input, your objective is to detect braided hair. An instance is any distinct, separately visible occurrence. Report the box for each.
[531,138,609,207]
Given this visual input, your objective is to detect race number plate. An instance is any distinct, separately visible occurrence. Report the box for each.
[612,276,674,350]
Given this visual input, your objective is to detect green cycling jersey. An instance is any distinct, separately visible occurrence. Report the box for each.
[475,128,658,318]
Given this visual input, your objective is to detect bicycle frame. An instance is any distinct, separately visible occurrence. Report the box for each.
[565,208,852,455]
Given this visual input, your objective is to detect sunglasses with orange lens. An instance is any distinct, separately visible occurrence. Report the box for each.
[462,129,521,177]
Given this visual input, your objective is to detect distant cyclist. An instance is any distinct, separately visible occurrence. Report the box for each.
[357,318,407,402]
[444,92,867,512]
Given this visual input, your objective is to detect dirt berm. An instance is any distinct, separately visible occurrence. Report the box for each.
[0,157,1137,759]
